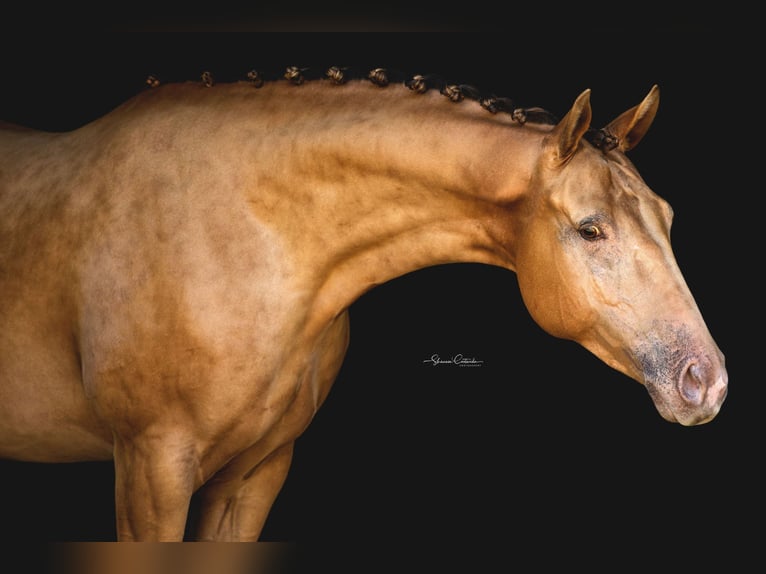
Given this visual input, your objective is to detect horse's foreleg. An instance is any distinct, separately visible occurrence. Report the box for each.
[112,432,199,541]
[193,442,294,541]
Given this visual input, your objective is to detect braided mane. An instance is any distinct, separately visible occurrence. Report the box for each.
[144,66,618,152]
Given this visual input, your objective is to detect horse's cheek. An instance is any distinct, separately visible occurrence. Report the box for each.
[516,252,569,338]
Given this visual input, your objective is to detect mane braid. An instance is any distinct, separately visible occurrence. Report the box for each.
[142,66,617,151]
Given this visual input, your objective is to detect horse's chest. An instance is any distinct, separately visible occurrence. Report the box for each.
[193,310,351,472]
[259,310,351,437]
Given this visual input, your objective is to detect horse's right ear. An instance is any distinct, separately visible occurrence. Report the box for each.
[547,89,592,166]
[601,84,660,152]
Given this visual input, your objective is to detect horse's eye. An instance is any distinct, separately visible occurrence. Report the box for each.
[579,224,603,241]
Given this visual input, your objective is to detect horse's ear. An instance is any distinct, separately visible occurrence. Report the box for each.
[602,84,660,152]
[549,89,592,165]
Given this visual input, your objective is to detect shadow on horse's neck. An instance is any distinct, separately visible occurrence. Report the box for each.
[238,82,549,323]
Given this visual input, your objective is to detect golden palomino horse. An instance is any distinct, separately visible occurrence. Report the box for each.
[0,67,728,541]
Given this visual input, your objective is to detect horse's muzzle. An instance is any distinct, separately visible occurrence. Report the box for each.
[648,354,728,426]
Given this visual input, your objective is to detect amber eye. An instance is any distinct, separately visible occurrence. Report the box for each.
[579,224,603,241]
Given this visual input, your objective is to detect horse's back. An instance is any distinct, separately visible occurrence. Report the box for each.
[0,124,115,460]
[0,89,318,463]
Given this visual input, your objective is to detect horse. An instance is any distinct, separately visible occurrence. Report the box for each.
[0,66,728,541]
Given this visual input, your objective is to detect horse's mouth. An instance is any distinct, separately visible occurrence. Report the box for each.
[644,358,728,426]
[629,320,728,426]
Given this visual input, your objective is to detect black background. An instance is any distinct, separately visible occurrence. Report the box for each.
[0,6,760,570]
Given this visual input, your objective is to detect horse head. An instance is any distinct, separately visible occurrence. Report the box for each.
[514,85,728,425]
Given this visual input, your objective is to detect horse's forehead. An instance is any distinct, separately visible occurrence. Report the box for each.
[553,152,671,224]
[609,159,673,226]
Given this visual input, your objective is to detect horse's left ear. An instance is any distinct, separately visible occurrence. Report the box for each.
[602,84,660,152]
[549,88,592,165]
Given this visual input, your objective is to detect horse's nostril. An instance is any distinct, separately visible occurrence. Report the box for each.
[679,362,704,405]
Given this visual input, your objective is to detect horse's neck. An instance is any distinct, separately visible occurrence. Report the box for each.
[231,80,546,319]
[90,81,546,325]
